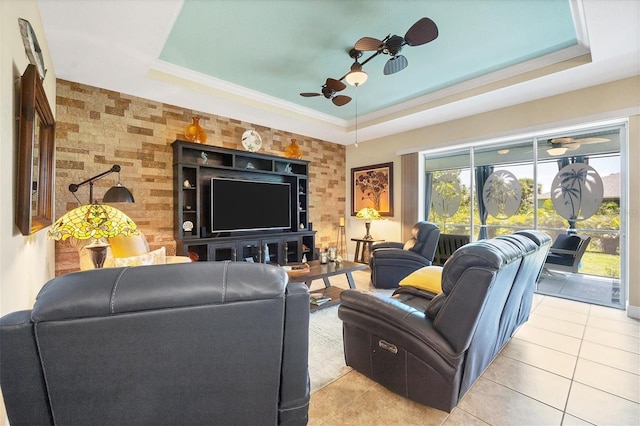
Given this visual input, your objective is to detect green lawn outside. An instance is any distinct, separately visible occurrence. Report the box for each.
[579,252,620,278]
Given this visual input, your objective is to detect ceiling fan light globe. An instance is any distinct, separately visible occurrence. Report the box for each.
[346,70,368,86]
[547,146,568,156]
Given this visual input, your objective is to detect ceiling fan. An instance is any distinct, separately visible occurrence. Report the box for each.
[299,17,438,106]
[549,136,610,150]
[299,78,351,106]
[354,17,439,75]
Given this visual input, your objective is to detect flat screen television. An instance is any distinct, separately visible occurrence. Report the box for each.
[210,177,291,233]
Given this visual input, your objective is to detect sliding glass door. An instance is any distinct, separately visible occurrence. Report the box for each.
[423,124,625,309]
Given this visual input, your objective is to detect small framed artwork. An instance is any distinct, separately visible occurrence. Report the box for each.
[351,162,394,216]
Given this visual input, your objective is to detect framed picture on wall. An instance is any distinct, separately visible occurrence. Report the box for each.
[351,162,394,216]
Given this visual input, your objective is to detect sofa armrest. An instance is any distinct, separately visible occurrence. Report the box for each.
[0,310,52,425]
[371,241,404,251]
[339,290,456,357]
[548,248,576,256]
[372,248,433,266]
[279,282,310,424]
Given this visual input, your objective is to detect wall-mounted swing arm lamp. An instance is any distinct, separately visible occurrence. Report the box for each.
[69,164,135,204]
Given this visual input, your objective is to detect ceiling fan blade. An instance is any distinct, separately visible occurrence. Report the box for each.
[565,143,581,151]
[326,78,346,92]
[550,137,574,144]
[383,55,408,75]
[550,136,610,145]
[575,137,610,144]
[300,92,322,97]
[355,37,383,51]
[404,17,438,46]
[332,95,352,106]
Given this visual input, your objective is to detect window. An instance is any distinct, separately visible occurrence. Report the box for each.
[421,124,624,308]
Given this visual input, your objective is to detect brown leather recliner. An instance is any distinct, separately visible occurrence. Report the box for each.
[369,221,440,289]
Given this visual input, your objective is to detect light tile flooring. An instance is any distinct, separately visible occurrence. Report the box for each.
[308,269,640,426]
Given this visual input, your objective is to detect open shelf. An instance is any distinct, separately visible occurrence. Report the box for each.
[172,140,315,263]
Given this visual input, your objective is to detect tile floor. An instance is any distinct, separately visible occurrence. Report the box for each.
[308,269,640,426]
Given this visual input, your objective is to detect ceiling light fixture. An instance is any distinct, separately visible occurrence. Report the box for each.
[547,146,568,156]
[345,61,368,86]
[497,149,510,155]
[345,49,368,87]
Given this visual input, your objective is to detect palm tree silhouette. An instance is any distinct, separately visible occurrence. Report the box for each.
[484,171,518,218]
[553,166,598,221]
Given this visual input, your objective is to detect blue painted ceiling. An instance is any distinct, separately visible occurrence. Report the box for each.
[158,0,577,121]
[39,0,640,144]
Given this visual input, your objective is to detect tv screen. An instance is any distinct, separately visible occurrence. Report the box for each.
[210,178,291,233]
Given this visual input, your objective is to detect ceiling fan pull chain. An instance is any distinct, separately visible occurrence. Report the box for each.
[355,84,359,147]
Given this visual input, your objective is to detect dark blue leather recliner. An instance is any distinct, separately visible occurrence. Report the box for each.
[1,262,310,425]
[339,231,550,412]
[369,221,440,289]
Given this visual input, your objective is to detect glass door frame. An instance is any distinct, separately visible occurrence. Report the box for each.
[419,120,628,309]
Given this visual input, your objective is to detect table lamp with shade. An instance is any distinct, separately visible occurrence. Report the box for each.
[356,207,381,240]
[47,204,138,268]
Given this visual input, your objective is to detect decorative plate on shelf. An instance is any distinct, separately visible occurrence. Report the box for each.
[241,130,262,152]
[182,220,194,232]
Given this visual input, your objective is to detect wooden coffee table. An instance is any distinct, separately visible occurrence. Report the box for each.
[286,260,367,311]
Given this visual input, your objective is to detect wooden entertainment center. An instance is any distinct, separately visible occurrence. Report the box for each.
[172,140,316,264]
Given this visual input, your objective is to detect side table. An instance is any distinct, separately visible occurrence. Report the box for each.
[351,238,384,264]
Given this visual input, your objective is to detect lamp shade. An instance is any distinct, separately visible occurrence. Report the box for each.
[356,207,381,240]
[47,204,138,241]
[345,62,368,86]
[356,207,381,221]
[103,184,135,203]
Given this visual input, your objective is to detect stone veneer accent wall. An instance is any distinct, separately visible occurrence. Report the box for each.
[54,79,346,276]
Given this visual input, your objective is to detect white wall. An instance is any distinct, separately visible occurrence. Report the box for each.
[346,76,640,315]
[1,1,56,422]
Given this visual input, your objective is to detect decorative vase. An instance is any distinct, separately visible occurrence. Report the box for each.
[284,138,302,159]
[184,117,207,144]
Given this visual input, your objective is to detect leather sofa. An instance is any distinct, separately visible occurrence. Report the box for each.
[0,261,310,425]
[369,221,440,289]
[338,231,550,412]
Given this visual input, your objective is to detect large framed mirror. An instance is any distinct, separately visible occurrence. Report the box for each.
[16,63,55,235]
